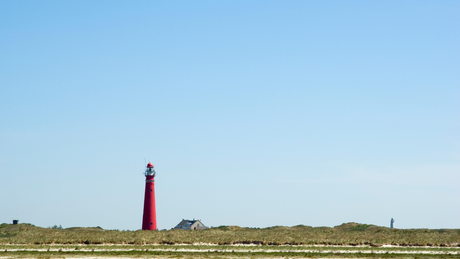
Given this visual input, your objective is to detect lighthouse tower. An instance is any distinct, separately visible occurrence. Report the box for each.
[142,162,157,230]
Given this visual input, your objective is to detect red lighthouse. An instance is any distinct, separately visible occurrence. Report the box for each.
[142,162,157,230]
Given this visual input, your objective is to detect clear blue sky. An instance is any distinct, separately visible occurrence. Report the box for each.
[1,0,459,230]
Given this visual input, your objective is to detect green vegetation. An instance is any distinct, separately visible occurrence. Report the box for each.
[1,222,459,259]
[0,222,459,247]
[1,245,460,259]
[48,225,63,229]
[2,249,460,259]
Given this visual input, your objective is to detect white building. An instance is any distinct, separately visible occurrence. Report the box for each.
[174,219,208,230]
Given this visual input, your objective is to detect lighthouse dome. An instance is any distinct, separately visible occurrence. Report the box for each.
[147,162,154,168]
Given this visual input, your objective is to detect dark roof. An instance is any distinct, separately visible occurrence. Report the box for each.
[174,219,206,229]
[175,219,194,228]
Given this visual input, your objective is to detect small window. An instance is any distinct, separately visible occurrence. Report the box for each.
[150,223,153,225]
[150,189,152,192]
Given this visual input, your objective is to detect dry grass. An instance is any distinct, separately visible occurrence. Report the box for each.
[0,222,459,247]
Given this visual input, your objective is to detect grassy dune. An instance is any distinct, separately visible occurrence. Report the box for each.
[1,223,459,247]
